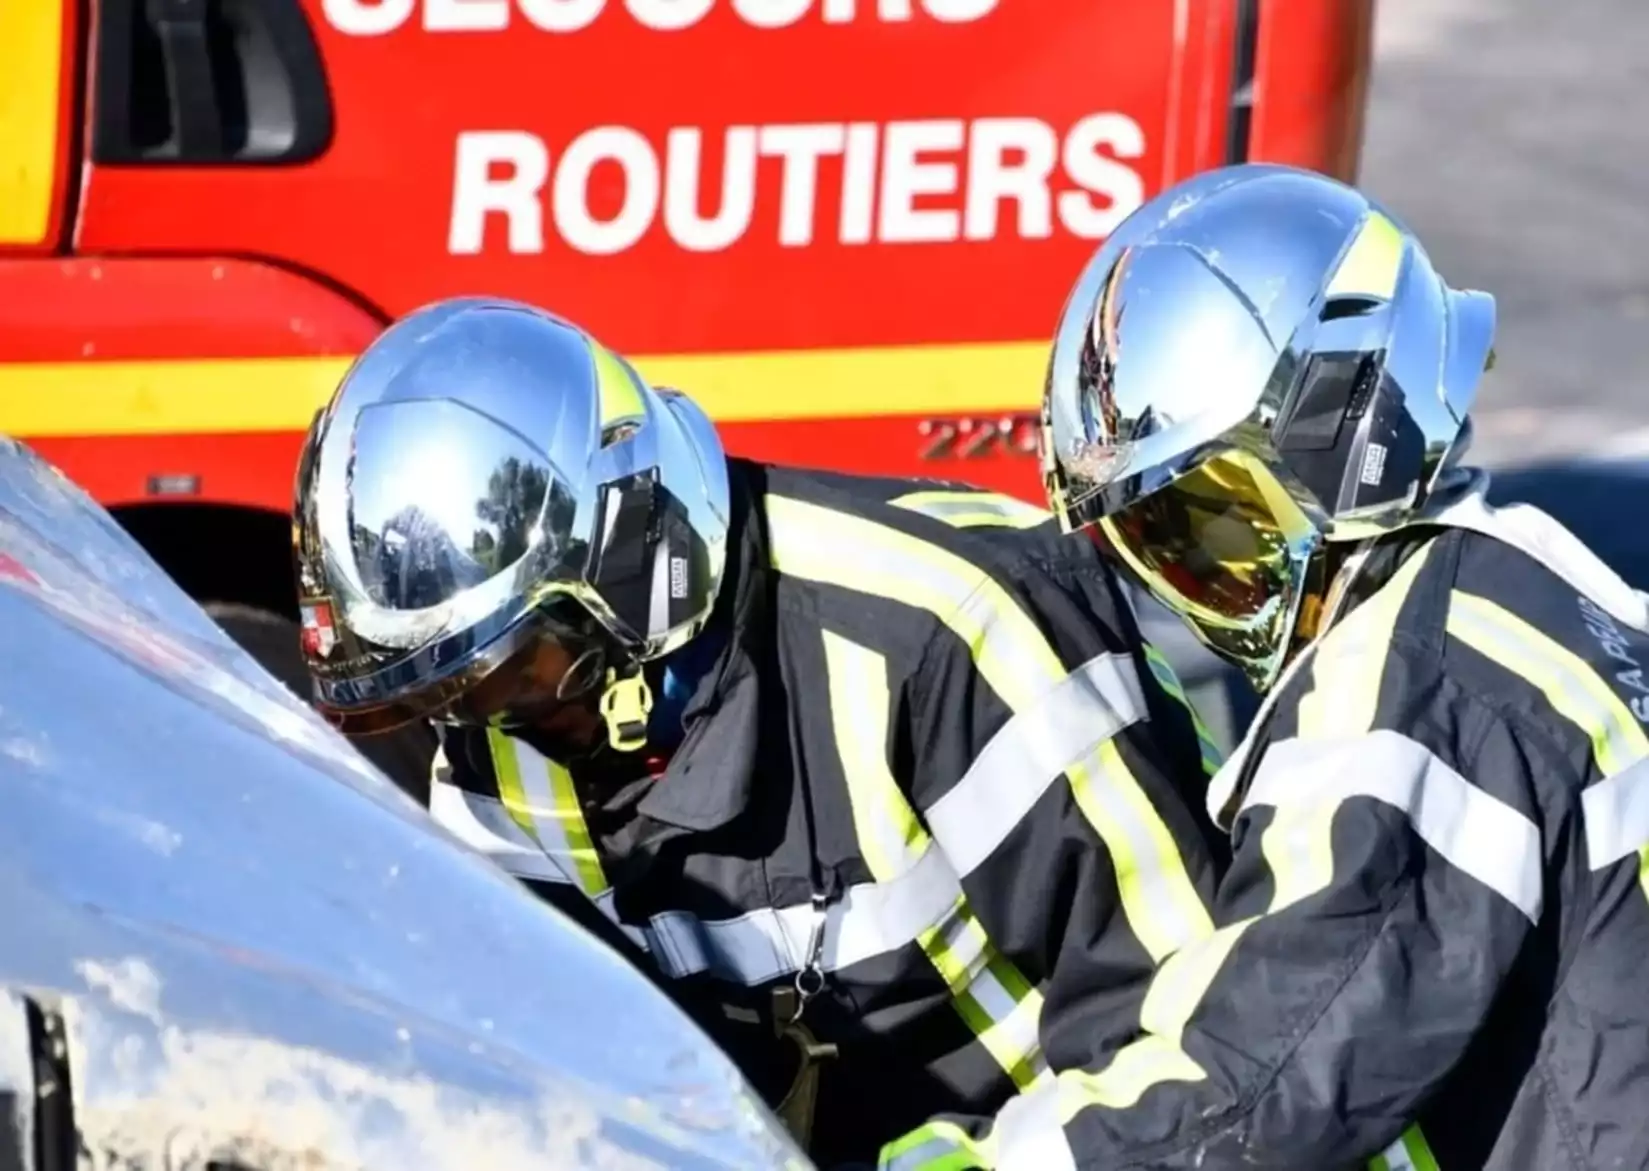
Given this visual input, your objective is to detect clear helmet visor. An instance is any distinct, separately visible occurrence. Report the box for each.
[1099,451,1319,688]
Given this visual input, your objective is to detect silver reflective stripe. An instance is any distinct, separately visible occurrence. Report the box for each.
[926,651,1144,877]
[433,770,971,985]
[994,1079,1076,1171]
[824,628,1050,1087]
[1375,1125,1436,1171]
[650,840,963,984]
[428,777,648,949]
[428,775,576,887]
[982,987,1042,1079]
[880,1133,968,1171]
[435,774,965,982]
[489,732,610,897]
[1244,730,1544,922]
[1582,755,1649,869]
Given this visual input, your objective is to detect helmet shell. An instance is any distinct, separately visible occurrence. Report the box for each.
[1040,162,1495,542]
[292,297,730,729]
[1038,164,1496,688]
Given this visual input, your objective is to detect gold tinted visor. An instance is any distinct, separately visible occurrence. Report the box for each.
[1099,451,1317,685]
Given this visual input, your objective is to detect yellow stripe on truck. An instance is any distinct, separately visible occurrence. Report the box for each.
[0,339,1047,438]
[0,0,65,246]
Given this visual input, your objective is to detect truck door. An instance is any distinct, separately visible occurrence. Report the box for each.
[0,0,78,253]
[70,0,1249,499]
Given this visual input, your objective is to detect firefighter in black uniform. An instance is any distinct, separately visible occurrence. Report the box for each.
[288,297,1229,1168]
[884,164,1649,1171]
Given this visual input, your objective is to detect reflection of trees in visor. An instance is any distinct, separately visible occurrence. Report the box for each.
[1110,460,1290,621]
[473,456,554,574]
[363,506,492,610]
[351,457,573,616]
[1077,251,1130,443]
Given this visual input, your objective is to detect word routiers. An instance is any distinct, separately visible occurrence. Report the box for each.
[323,0,999,34]
[451,114,1146,256]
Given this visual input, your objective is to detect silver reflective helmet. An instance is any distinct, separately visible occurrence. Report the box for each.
[293,297,731,737]
[1040,164,1496,689]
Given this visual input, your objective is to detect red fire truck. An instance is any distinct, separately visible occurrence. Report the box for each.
[0,0,1373,688]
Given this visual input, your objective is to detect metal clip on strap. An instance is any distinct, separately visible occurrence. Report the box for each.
[772,892,837,1150]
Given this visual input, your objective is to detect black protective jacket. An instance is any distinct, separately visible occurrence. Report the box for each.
[427,459,1225,1167]
[888,482,1649,1171]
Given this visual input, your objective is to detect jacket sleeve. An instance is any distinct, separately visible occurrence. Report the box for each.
[877,541,1225,1103]
[881,587,1554,1171]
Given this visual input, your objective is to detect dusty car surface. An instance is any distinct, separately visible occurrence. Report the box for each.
[0,436,806,1169]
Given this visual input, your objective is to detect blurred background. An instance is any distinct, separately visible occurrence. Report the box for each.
[1363,0,1649,469]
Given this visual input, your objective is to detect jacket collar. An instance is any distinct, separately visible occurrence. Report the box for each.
[1207,466,1649,828]
[1424,468,1649,632]
[633,459,770,834]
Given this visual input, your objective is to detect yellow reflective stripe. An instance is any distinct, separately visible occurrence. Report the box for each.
[771,494,1210,961]
[1141,641,1223,776]
[825,631,928,874]
[1053,545,1435,1113]
[1056,1033,1207,1113]
[771,495,1064,710]
[0,0,63,245]
[548,755,608,894]
[1448,593,1649,775]
[485,727,541,844]
[1056,800,1338,1111]
[1446,590,1649,903]
[1066,740,1215,960]
[890,490,1051,530]
[1370,1123,1442,1171]
[1327,210,1405,301]
[485,729,610,897]
[921,904,1046,1089]
[880,1119,994,1171]
[824,631,1047,1089]
[589,337,646,427]
[1297,542,1437,737]
[1261,796,1341,916]
[0,341,1053,439]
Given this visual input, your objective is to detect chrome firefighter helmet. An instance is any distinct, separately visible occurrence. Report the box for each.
[292,297,731,745]
[1040,164,1496,689]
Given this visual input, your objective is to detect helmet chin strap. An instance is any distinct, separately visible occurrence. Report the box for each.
[1317,542,1377,633]
[1276,539,1368,683]
[1292,527,1431,657]
[598,662,654,753]
[1280,417,1479,672]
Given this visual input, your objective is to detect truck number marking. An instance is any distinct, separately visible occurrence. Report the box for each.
[919,413,1039,460]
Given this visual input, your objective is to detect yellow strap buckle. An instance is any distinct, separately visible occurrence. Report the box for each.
[598,669,653,753]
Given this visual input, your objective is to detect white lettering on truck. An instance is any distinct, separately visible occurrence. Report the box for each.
[322,0,997,34]
[447,114,1145,256]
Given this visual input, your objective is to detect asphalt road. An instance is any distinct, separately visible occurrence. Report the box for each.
[1359,0,1649,468]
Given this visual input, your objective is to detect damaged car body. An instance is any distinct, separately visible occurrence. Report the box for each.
[0,436,806,1170]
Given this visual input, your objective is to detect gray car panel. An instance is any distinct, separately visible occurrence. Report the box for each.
[0,436,804,1170]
